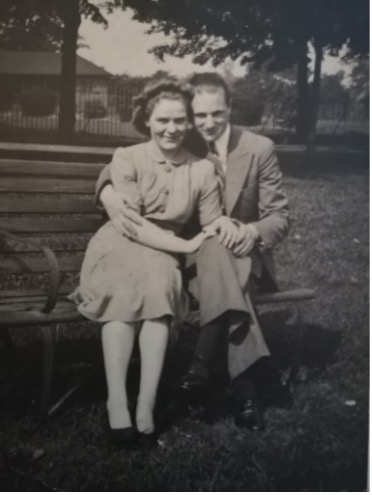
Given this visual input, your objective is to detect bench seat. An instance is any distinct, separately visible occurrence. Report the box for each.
[0,151,315,420]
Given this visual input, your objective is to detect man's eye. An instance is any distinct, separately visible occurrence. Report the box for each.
[175,119,186,124]
[194,114,206,119]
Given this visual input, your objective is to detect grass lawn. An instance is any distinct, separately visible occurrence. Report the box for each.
[0,152,369,491]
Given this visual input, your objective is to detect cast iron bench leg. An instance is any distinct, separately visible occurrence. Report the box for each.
[285,302,305,386]
[0,327,17,392]
[39,325,57,421]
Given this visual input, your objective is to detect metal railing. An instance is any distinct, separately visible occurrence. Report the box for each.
[0,87,368,143]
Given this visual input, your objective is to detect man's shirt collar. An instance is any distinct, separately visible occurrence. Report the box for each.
[212,124,230,172]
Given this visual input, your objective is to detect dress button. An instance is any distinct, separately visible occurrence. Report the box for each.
[165,166,172,173]
[164,189,169,195]
[158,206,165,213]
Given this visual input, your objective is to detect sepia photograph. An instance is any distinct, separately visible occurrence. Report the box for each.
[0,0,369,491]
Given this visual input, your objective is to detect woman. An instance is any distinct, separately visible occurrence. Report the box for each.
[70,79,223,444]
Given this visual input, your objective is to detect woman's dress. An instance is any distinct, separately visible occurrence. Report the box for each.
[70,141,222,323]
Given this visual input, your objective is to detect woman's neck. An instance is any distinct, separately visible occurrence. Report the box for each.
[151,141,182,162]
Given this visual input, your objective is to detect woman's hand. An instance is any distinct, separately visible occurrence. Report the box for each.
[210,216,241,249]
[186,225,217,253]
[100,185,142,238]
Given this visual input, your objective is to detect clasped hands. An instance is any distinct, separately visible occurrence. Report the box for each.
[101,185,258,257]
[208,216,259,257]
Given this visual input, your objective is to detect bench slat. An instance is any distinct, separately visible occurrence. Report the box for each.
[0,196,97,213]
[0,253,84,273]
[0,178,96,193]
[0,235,92,253]
[0,217,103,233]
[0,287,73,301]
[0,159,105,178]
[0,299,83,326]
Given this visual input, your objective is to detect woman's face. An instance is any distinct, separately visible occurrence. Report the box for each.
[146,98,189,153]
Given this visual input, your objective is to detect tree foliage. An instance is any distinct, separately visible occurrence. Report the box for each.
[122,0,369,142]
[0,0,63,51]
[122,0,368,66]
[349,59,369,103]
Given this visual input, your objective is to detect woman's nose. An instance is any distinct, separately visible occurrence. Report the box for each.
[166,121,177,133]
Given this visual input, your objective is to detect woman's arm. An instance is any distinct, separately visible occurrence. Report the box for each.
[108,148,216,253]
[129,210,215,254]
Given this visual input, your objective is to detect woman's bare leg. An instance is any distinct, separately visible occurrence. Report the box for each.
[102,321,135,429]
[136,317,169,434]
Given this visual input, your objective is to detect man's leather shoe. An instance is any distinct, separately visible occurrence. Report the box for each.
[179,356,210,391]
[233,398,265,431]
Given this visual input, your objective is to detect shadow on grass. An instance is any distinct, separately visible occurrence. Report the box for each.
[279,151,369,180]
[260,309,343,372]
[0,313,342,429]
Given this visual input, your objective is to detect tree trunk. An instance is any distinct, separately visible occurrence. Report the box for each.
[307,39,323,152]
[58,0,81,142]
[295,38,310,144]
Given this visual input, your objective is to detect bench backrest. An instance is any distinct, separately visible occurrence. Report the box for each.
[0,157,108,294]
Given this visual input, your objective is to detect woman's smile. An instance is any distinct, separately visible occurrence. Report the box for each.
[146,99,189,153]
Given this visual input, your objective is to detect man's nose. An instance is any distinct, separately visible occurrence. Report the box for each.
[205,115,215,128]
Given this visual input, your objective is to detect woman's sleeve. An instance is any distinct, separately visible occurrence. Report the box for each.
[109,148,142,211]
[198,159,223,227]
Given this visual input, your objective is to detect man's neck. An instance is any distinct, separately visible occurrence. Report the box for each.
[214,123,231,148]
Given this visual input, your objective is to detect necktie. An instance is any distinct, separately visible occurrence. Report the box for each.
[209,141,219,157]
[207,141,225,190]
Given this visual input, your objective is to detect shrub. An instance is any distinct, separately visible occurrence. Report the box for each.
[19,86,57,117]
[84,99,107,119]
[232,98,264,126]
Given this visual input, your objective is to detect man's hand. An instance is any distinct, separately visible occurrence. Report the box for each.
[100,184,142,238]
[211,216,241,249]
[232,223,260,257]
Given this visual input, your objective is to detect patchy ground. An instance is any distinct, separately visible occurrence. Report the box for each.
[0,151,369,491]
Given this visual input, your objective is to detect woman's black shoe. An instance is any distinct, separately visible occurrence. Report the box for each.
[107,424,138,447]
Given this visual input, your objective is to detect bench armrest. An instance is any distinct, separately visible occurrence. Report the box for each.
[254,288,315,305]
[0,229,60,314]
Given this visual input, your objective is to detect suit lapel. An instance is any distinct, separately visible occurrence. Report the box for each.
[225,127,255,215]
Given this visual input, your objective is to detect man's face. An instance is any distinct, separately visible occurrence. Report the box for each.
[192,87,231,143]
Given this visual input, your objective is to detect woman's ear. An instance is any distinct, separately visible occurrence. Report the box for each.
[187,122,194,130]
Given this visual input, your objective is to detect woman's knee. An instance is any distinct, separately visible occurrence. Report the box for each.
[198,236,234,264]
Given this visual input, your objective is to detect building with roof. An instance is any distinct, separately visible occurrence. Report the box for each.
[0,50,112,110]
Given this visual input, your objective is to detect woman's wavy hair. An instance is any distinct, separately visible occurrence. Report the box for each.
[131,78,194,136]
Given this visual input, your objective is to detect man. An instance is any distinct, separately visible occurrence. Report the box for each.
[95,73,289,430]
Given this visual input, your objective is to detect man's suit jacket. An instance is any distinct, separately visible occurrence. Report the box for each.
[94,126,289,290]
[220,126,289,290]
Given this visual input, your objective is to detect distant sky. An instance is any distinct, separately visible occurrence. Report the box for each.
[77,9,353,79]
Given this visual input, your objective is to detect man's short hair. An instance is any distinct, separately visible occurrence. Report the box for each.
[188,72,231,106]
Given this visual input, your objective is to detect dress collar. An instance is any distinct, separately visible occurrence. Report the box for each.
[149,141,189,165]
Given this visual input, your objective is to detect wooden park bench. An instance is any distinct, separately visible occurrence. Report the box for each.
[0,144,315,419]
